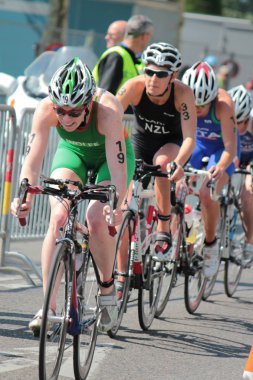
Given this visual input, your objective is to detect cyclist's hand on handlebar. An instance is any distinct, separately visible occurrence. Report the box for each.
[11,197,32,218]
[167,162,184,182]
[103,205,122,227]
[208,164,225,181]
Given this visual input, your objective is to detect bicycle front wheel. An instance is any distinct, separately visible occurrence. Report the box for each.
[138,217,163,330]
[202,206,225,301]
[184,237,206,314]
[73,252,98,380]
[39,242,71,380]
[224,211,244,297]
[107,210,133,338]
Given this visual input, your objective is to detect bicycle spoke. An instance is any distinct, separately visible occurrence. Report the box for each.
[39,243,71,380]
[73,253,98,380]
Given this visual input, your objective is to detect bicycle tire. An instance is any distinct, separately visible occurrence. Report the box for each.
[39,242,71,380]
[202,205,225,301]
[224,208,244,297]
[73,252,98,380]
[154,260,177,317]
[184,223,206,314]
[138,216,163,330]
[155,211,179,318]
[107,210,133,338]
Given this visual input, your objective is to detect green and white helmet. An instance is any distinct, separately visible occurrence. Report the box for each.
[48,57,96,107]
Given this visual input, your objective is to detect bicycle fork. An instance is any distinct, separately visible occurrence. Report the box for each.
[130,204,157,289]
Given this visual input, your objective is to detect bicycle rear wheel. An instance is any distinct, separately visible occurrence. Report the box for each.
[39,242,71,380]
[224,210,244,297]
[73,252,98,380]
[107,210,133,338]
[138,216,163,330]
[185,246,206,313]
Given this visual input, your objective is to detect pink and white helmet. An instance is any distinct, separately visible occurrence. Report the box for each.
[182,61,218,105]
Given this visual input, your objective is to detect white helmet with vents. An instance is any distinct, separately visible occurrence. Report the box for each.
[228,85,252,123]
[142,42,182,73]
[182,61,218,105]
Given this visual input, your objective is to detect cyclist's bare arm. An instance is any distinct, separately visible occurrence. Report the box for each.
[96,90,128,224]
[212,89,237,180]
[11,98,57,217]
[174,80,197,169]
[116,76,145,112]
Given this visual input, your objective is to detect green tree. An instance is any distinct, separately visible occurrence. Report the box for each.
[37,0,69,55]
[184,0,222,15]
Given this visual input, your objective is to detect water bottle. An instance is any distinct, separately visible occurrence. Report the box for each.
[185,204,198,244]
[185,204,193,229]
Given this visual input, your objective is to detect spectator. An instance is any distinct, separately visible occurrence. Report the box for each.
[105,20,127,48]
[204,55,219,71]
[93,14,154,95]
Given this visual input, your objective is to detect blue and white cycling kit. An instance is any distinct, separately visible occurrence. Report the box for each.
[190,100,236,177]
[239,118,253,165]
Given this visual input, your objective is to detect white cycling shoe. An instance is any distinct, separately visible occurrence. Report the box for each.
[97,287,118,332]
[203,240,220,279]
[29,308,56,336]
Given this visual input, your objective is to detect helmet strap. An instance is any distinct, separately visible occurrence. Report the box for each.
[82,106,90,125]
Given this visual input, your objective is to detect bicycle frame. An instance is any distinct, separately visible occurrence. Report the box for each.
[127,176,158,279]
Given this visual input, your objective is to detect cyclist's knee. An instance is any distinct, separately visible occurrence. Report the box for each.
[199,186,215,206]
[86,208,105,232]
[50,207,68,234]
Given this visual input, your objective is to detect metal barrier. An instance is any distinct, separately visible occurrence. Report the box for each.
[0,107,135,286]
[0,105,38,284]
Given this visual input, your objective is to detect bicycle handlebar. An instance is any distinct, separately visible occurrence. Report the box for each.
[184,166,219,201]
[134,159,177,206]
[16,177,118,236]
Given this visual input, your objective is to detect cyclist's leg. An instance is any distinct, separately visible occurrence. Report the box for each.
[152,142,180,260]
[30,148,87,330]
[240,168,253,265]
[199,150,233,278]
[86,140,135,331]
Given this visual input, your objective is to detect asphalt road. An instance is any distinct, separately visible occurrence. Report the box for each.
[0,240,252,380]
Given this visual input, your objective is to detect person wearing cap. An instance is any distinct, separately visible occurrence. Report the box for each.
[182,61,237,279]
[93,14,154,96]
[204,55,219,71]
[105,20,127,48]
[116,42,196,263]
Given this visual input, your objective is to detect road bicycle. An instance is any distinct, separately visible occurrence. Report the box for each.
[154,165,218,316]
[17,176,117,380]
[107,159,177,336]
[202,165,252,300]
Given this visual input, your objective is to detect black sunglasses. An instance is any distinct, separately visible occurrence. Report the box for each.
[144,68,172,79]
[53,106,87,118]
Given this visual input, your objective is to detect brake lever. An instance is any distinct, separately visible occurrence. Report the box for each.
[17,178,29,226]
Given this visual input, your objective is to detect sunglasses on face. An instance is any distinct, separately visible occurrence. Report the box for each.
[196,104,208,109]
[53,106,86,118]
[144,67,172,79]
[238,117,249,125]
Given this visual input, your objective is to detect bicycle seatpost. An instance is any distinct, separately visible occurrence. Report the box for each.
[168,161,177,206]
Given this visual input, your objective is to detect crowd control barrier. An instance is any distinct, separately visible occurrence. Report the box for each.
[0,106,135,286]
